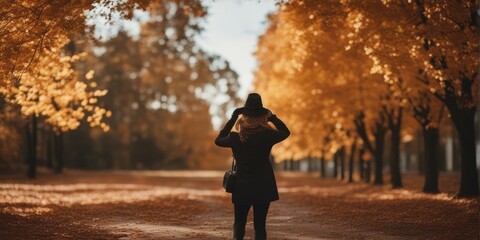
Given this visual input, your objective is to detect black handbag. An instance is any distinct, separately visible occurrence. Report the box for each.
[223,157,236,193]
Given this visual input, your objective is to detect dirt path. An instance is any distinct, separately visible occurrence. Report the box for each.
[1,170,477,239]
[99,190,399,239]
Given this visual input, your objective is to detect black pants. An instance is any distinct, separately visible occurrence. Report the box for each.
[233,203,270,240]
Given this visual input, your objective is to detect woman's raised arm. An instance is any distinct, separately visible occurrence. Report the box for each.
[268,114,290,144]
[214,108,243,147]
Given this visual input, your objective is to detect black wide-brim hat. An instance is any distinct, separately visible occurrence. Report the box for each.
[241,93,268,117]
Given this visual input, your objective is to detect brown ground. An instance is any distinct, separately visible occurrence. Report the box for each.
[0,169,478,239]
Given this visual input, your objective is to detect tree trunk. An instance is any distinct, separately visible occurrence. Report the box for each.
[452,109,479,197]
[354,111,386,185]
[422,127,440,193]
[320,156,325,177]
[54,132,64,173]
[390,126,403,188]
[387,106,403,189]
[46,131,53,169]
[358,148,364,181]
[348,142,357,183]
[25,121,32,175]
[333,152,338,178]
[373,127,385,185]
[434,75,478,197]
[364,160,371,183]
[26,115,37,179]
[340,147,345,180]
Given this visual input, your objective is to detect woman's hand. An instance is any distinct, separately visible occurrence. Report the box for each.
[232,107,244,119]
[266,109,274,121]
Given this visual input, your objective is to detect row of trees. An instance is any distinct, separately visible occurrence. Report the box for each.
[254,0,479,197]
[0,0,119,177]
[64,1,239,170]
[0,0,239,176]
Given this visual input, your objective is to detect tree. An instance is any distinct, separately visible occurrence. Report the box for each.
[347,136,357,183]
[403,77,445,193]
[0,99,22,170]
[0,0,165,175]
[258,0,479,196]
[254,3,391,186]
[0,0,151,93]
[341,0,479,196]
[64,0,240,170]
[1,40,110,177]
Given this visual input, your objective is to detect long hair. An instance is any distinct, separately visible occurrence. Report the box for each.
[236,114,274,142]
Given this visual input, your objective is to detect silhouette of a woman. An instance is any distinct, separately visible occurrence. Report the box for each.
[215,93,290,240]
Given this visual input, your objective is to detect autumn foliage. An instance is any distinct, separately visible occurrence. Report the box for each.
[0,0,239,174]
[254,0,479,197]
[0,0,478,197]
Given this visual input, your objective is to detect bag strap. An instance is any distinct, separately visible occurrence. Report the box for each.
[231,156,236,171]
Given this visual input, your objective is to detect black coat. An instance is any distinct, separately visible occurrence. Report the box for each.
[215,115,290,204]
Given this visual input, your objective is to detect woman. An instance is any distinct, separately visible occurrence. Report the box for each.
[215,93,290,240]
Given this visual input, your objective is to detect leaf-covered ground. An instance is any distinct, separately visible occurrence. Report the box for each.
[0,170,478,239]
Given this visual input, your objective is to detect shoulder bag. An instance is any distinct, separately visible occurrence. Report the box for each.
[223,156,236,193]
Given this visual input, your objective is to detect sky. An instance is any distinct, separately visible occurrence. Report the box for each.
[88,0,277,128]
[196,0,277,98]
